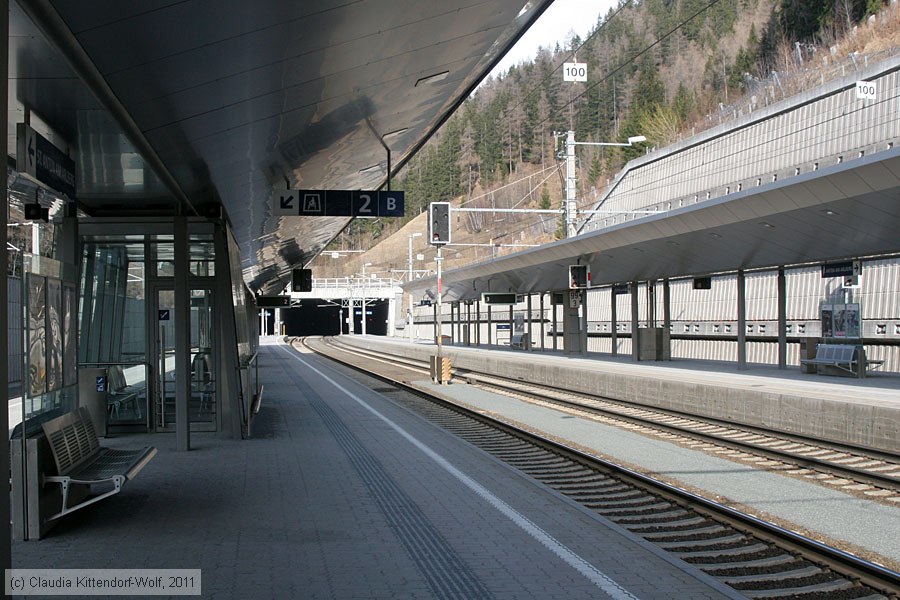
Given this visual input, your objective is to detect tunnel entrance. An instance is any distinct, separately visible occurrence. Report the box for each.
[282,301,342,336]
[281,299,390,336]
[349,299,389,336]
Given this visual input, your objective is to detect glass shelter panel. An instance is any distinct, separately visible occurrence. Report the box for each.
[79,241,150,429]
[154,287,217,432]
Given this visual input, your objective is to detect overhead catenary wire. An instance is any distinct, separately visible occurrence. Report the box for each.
[554,0,729,126]
[497,0,636,123]
[493,0,728,131]
[459,162,559,207]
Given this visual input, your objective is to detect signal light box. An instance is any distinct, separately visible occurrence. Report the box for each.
[291,268,312,292]
[693,276,712,290]
[429,202,451,245]
[569,265,590,289]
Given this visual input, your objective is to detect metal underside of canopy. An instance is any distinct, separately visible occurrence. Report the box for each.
[9,0,551,294]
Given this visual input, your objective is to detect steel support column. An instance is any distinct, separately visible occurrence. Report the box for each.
[630,281,640,361]
[475,301,481,346]
[539,293,545,351]
[578,289,588,356]
[611,286,618,356]
[663,279,672,361]
[214,223,242,438]
[737,270,747,370]
[552,300,557,350]
[174,216,191,451]
[778,268,787,369]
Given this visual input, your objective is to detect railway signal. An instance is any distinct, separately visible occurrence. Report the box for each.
[429,202,451,245]
[569,264,590,289]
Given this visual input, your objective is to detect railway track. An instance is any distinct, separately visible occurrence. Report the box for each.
[299,336,900,599]
[317,336,900,504]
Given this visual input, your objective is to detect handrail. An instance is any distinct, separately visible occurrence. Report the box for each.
[79,361,150,368]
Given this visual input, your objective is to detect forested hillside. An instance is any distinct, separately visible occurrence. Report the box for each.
[321,0,897,276]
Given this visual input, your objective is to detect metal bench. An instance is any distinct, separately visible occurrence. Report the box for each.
[799,343,884,378]
[107,364,143,419]
[41,407,157,521]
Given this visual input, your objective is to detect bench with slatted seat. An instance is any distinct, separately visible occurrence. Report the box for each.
[41,407,157,521]
[106,364,143,419]
[799,343,884,378]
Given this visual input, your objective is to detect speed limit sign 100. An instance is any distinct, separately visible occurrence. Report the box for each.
[855,80,876,100]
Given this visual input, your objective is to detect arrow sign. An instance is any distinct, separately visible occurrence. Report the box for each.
[273,192,297,216]
[16,123,76,197]
[27,133,35,171]
[271,189,404,217]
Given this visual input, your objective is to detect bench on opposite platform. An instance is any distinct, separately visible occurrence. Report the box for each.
[799,343,884,378]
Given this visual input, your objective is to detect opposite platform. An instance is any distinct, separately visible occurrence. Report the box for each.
[11,338,739,600]
[342,335,900,453]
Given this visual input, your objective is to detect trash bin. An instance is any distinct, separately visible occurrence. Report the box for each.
[799,338,819,374]
[78,367,109,436]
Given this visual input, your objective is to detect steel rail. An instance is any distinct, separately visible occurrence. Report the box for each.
[325,337,900,492]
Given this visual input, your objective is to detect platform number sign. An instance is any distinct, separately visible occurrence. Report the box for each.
[563,62,587,82]
[856,80,876,100]
[272,189,404,217]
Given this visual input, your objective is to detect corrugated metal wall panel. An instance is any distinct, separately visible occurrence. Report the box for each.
[583,57,900,230]
[786,267,820,320]
[745,271,777,320]
[409,257,900,371]
[862,259,900,318]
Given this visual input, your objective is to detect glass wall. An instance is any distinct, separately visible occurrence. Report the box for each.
[80,232,225,432]
[80,240,149,428]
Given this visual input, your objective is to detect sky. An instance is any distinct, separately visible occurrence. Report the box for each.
[490,0,619,78]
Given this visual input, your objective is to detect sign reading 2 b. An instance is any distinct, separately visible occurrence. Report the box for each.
[272,189,404,217]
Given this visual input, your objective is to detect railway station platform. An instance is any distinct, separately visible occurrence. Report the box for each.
[339,335,900,569]
[10,337,740,600]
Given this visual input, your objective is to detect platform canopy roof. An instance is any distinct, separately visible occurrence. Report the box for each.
[9,0,552,294]
[404,148,900,302]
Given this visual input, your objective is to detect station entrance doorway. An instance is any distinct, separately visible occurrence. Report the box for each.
[152,285,218,432]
